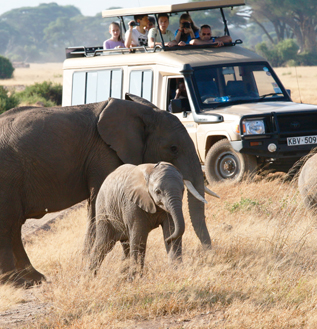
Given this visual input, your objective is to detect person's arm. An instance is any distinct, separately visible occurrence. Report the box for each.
[165,31,177,47]
[166,40,177,47]
[190,38,204,45]
[187,28,195,40]
[174,29,182,43]
[148,28,158,48]
[190,36,230,47]
[216,35,232,43]
[125,22,135,48]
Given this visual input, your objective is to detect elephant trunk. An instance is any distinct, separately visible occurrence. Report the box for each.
[165,200,185,244]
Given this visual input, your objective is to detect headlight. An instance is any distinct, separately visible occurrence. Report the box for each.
[243,120,265,135]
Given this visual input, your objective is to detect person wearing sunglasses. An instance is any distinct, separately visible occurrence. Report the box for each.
[190,24,232,46]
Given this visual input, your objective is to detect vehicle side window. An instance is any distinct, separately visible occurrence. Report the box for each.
[72,72,86,106]
[71,69,122,105]
[129,70,153,102]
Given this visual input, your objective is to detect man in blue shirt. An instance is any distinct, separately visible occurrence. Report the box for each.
[190,24,232,46]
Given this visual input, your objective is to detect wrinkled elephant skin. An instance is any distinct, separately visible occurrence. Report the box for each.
[89,162,186,275]
[298,153,317,211]
[0,97,211,286]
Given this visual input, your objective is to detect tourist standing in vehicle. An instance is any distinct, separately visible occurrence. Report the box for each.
[148,13,177,48]
[147,16,156,31]
[190,24,232,46]
[174,13,199,46]
[125,14,149,48]
[103,22,125,49]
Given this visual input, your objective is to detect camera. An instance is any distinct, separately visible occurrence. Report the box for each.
[182,22,191,29]
[130,21,140,27]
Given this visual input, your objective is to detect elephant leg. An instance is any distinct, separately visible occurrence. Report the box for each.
[12,225,45,285]
[130,232,148,277]
[83,197,97,256]
[161,215,182,262]
[120,241,130,260]
[0,234,16,283]
[88,220,117,275]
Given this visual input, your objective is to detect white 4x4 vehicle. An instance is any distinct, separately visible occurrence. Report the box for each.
[62,0,317,184]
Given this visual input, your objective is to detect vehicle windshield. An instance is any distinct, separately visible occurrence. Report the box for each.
[193,62,288,109]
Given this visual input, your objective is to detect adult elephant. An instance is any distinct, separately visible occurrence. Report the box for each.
[0,95,215,286]
[298,152,317,211]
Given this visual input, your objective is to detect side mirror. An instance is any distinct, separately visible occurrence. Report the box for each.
[286,89,291,97]
[169,98,190,114]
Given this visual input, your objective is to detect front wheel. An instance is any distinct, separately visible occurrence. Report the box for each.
[205,139,258,184]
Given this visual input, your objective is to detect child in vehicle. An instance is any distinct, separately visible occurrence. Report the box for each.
[103,22,125,49]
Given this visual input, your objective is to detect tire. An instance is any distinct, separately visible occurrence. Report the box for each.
[205,139,258,184]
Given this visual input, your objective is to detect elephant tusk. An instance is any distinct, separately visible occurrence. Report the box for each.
[205,185,220,199]
[184,180,207,204]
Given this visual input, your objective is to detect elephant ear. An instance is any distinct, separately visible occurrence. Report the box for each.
[125,93,159,109]
[97,98,155,164]
[126,164,157,214]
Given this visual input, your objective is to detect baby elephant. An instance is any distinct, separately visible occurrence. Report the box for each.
[88,162,207,275]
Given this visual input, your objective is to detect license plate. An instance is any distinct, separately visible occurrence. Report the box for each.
[287,135,317,146]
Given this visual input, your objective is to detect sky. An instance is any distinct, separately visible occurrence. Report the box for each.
[0,0,187,17]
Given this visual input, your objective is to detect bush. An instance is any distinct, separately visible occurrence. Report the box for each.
[0,56,14,79]
[296,51,317,66]
[0,86,19,114]
[255,39,299,67]
[15,81,62,106]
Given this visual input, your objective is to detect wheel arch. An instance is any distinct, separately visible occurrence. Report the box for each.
[205,134,229,160]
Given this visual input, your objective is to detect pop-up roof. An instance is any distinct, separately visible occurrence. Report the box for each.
[102,0,245,18]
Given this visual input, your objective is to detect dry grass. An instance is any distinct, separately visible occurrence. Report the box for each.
[0,284,25,312]
[0,63,63,89]
[0,62,317,327]
[8,176,317,328]
[274,66,317,105]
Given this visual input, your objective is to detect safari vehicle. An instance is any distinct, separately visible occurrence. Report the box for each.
[62,0,317,184]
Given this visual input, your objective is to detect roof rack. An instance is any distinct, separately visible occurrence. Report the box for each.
[65,45,165,58]
[65,40,243,59]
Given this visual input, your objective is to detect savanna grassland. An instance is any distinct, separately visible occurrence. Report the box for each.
[0,64,317,328]
[2,177,317,328]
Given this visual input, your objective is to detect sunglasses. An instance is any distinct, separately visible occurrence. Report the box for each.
[202,33,211,36]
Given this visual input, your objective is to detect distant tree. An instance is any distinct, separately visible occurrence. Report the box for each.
[239,0,317,53]
[0,55,14,79]
[0,3,82,62]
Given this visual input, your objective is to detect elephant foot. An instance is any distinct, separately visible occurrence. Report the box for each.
[2,267,46,288]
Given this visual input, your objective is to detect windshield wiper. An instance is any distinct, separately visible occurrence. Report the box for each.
[260,92,284,99]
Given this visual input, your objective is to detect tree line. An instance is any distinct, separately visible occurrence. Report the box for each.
[0,1,316,65]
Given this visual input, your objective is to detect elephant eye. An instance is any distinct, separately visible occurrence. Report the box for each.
[155,188,162,195]
[170,145,178,154]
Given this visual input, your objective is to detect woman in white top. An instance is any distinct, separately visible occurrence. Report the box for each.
[148,13,177,48]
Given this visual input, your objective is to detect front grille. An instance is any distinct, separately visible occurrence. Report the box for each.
[275,111,317,136]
